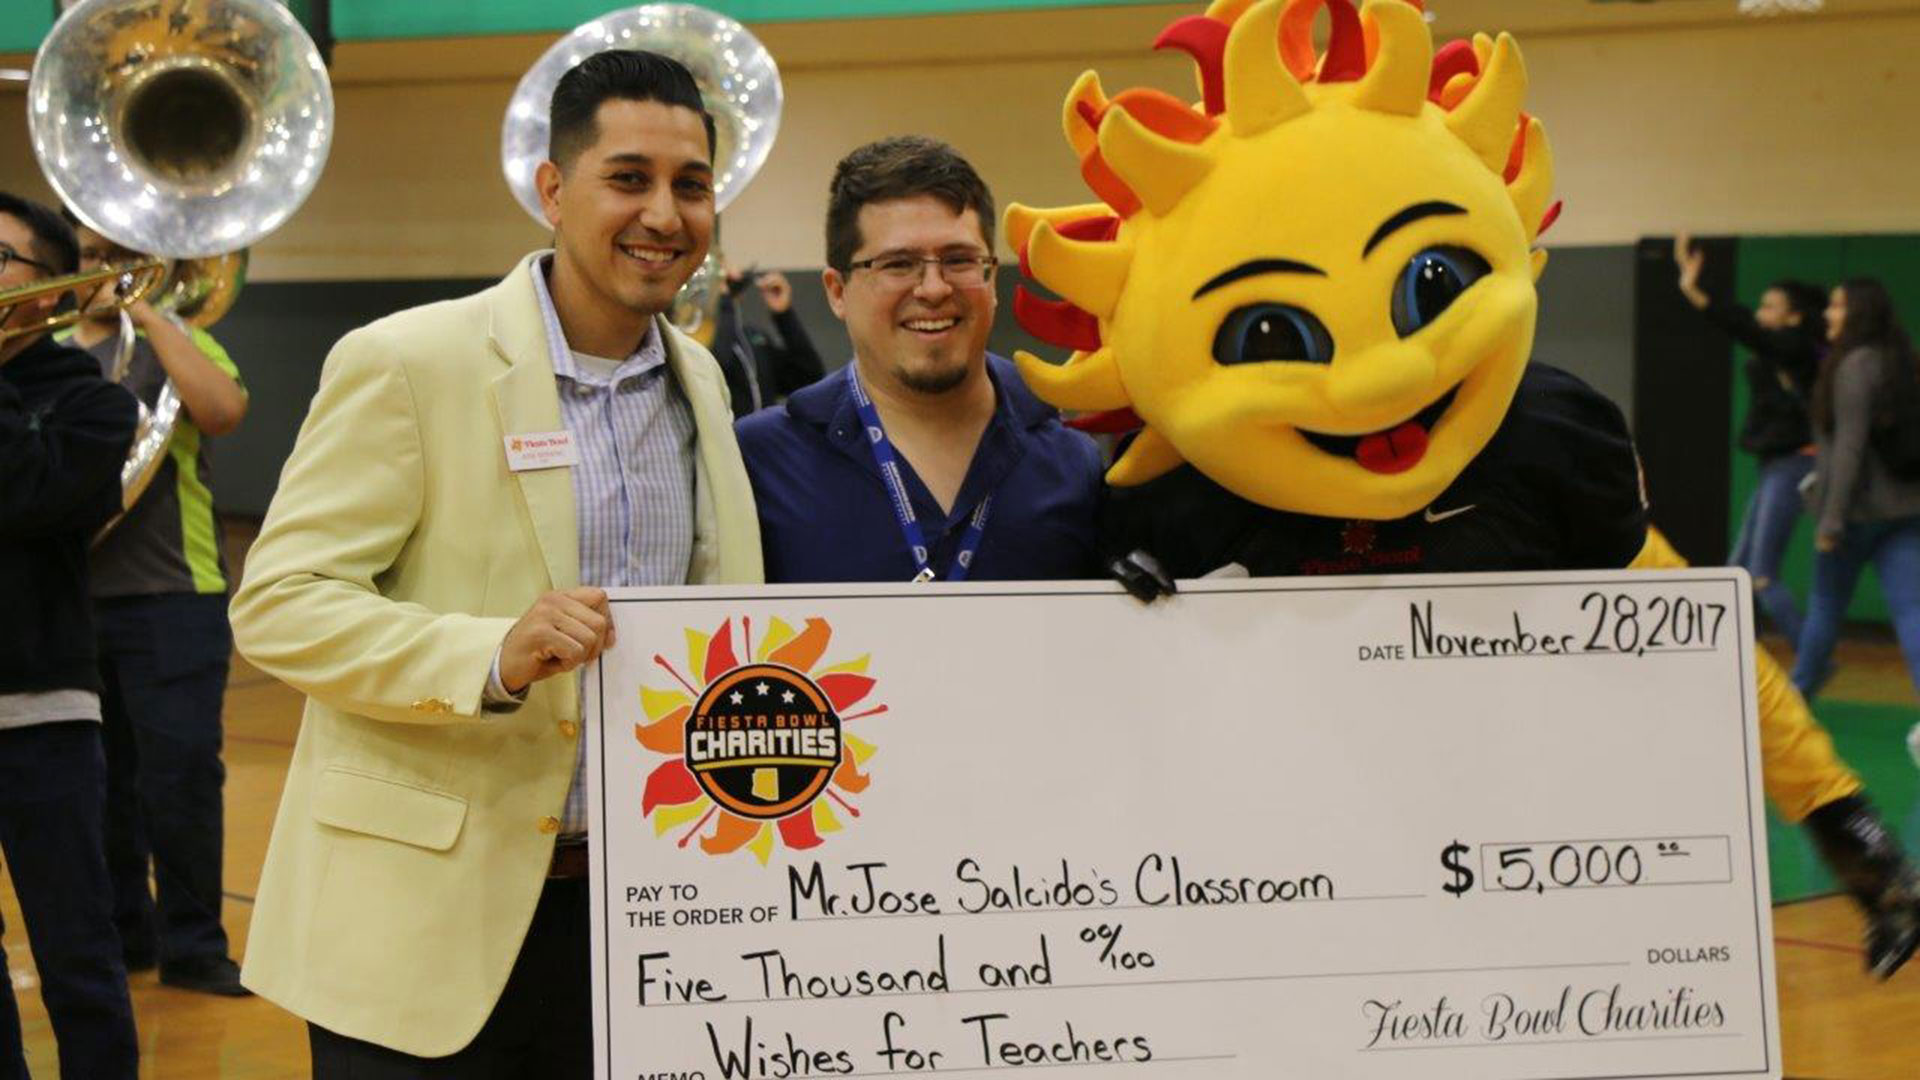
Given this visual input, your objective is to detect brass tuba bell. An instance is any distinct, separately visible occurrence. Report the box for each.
[16,0,333,523]
[499,4,784,345]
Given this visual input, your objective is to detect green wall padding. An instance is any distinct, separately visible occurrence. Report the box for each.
[1728,234,1920,626]
[331,0,1175,40]
[5,1,1169,52]
[3,2,320,55]
[0,4,54,55]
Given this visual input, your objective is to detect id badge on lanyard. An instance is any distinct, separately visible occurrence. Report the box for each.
[846,364,994,583]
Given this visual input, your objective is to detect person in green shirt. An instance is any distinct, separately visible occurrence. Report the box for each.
[60,213,251,997]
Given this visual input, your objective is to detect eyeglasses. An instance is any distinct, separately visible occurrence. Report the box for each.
[0,247,53,276]
[847,252,998,288]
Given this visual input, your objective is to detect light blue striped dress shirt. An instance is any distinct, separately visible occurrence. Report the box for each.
[529,256,698,834]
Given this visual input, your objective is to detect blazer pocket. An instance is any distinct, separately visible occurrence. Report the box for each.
[311,766,469,852]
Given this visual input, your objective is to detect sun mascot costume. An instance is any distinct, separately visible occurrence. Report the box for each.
[1008,0,1920,977]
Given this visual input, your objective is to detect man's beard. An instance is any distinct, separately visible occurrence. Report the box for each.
[895,356,972,395]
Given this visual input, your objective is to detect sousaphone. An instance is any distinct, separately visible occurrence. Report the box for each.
[20,0,334,521]
[500,4,784,343]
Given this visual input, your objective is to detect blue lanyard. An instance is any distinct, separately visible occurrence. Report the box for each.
[846,363,994,583]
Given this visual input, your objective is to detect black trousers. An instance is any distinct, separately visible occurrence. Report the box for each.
[0,721,140,1080]
[94,593,233,966]
[308,876,591,1078]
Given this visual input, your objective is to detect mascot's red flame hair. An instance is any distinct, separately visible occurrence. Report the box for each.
[1017,0,1558,363]
[1008,0,1561,522]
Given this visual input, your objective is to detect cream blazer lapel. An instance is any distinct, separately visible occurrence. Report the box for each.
[486,256,579,592]
[477,254,759,590]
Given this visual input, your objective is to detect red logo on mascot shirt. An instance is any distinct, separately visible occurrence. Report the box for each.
[1295,520,1424,575]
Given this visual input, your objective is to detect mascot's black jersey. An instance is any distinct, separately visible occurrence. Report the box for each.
[1104,364,1650,578]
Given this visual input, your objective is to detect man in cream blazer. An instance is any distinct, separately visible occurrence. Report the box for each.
[231,52,761,1069]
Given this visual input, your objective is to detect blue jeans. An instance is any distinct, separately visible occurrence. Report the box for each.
[1730,453,1813,643]
[1791,514,1920,700]
[0,721,140,1080]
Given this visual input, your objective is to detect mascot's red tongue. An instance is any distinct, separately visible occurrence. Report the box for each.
[1355,421,1429,474]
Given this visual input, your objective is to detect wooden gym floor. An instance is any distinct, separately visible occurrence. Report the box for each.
[3,529,1917,1077]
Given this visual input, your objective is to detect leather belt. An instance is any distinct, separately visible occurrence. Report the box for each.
[547,838,589,880]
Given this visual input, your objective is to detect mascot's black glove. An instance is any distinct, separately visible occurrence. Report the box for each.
[1110,550,1176,604]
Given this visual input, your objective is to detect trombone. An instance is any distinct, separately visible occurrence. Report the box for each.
[0,259,167,348]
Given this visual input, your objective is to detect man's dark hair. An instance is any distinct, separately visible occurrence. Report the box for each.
[548,50,716,169]
[0,191,79,276]
[825,136,995,274]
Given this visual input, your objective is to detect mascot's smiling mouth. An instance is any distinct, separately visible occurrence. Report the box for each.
[1299,386,1459,475]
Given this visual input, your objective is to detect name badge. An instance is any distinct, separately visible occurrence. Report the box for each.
[504,430,578,472]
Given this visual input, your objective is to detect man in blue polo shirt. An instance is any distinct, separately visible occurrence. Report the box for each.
[737,136,1102,583]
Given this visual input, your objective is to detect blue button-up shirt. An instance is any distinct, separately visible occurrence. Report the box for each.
[735,355,1104,583]
[530,256,697,833]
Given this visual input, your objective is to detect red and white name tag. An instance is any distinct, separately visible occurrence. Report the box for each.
[504,430,578,472]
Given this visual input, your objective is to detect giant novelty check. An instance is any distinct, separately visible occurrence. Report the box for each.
[586,571,1780,1080]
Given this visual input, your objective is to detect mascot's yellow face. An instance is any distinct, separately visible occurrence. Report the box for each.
[1011,0,1558,520]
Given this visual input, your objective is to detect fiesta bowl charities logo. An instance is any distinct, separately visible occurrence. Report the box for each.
[636,616,882,864]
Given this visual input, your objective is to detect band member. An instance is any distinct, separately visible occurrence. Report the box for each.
[1009,0,1919,977]
[0,190,141,1078]
[230,51,761,1073]
[708,252,825,418]
[737,136,1103,583]
[60,216,252,996]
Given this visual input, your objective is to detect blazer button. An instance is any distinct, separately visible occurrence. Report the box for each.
[559,720,579,738]
[538,816,561,835]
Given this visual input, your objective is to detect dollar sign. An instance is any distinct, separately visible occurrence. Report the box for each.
[1440,840,1475,897]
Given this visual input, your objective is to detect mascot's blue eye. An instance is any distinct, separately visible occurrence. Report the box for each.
[1391,246,1490,336]
[1212,303,1334,367]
